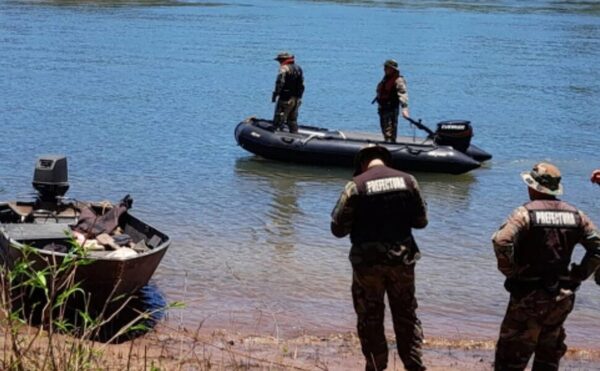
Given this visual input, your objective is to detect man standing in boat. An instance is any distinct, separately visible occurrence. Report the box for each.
[374,59,409,143]
[331,145,428,371]
[272,51,304,134]
[492,162,600,371]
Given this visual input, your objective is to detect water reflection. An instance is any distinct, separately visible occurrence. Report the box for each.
[233,156,480,254]
[416,172,477,211]
[234,157,347,253]
[234,156,350,184]
[234,156,479,216]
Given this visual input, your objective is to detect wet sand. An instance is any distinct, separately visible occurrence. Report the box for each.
[2,311,598,369]
[148,286,600,369]
[103,324,600,370]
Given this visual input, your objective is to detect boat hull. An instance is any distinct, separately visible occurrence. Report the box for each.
[0,203,170,307]
[235,118,489,175]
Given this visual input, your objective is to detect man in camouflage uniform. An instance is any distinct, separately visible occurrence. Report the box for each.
[374,59,409,143]
[492,162,600,371]
[272,51,304,134]
[331,145,428,371]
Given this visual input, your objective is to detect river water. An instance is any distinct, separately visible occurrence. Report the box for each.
[1,0,599,348]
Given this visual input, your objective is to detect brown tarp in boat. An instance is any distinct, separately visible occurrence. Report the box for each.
[71,195,133,238]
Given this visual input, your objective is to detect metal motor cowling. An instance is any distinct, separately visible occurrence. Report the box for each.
[434,120,473,153]
[32,155,69,201]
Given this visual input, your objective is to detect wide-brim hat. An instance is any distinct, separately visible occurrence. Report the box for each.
[520,162,563,196]
[353,145,392,176]
[274,51,293,61]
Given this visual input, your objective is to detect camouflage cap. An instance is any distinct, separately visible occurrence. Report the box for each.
[274,51,293,61]
[353,144,392,176]
[384,59,399,71]
[521,162,563,196]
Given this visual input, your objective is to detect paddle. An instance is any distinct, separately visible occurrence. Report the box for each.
[404,116,436,137]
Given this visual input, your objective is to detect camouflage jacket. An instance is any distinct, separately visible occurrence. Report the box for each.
[492,202,600,281]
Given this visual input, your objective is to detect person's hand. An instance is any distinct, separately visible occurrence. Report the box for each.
[401,108,410,119]
[271,92,277,103]
[591,169,600,185]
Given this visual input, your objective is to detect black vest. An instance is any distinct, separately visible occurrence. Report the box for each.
[279,64,304,100]
[516,200,583,281]
[350,165,418,246]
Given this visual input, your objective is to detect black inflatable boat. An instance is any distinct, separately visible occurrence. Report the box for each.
[234,117,492,175]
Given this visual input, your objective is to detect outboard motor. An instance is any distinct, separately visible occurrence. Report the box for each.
[32,155,69,204]
[434,120,473,153]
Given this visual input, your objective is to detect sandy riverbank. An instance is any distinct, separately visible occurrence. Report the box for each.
[98,323,600,370]
[2,318,599,369]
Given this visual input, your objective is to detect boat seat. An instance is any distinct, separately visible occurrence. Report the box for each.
[7,202,79,222]
[1,223,72,247]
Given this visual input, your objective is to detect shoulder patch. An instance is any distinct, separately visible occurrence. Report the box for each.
[530,211,578,228]
[365,177,407,195]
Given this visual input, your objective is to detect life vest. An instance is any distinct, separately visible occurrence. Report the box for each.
[376,72,401,108]
[279,63,304,100]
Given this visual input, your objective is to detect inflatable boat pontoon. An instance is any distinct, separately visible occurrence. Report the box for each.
[234,117,492,175]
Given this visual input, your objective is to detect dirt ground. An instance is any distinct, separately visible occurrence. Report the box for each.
[100,324,600,370]
[2,308,598,370]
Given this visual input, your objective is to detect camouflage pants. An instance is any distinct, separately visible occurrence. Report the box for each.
[378,108,399,143]
[273,97,301,133]
[494,290,575,371]
[352,264,425,371]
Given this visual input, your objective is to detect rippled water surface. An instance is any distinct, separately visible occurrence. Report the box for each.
[2,0,599,347]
